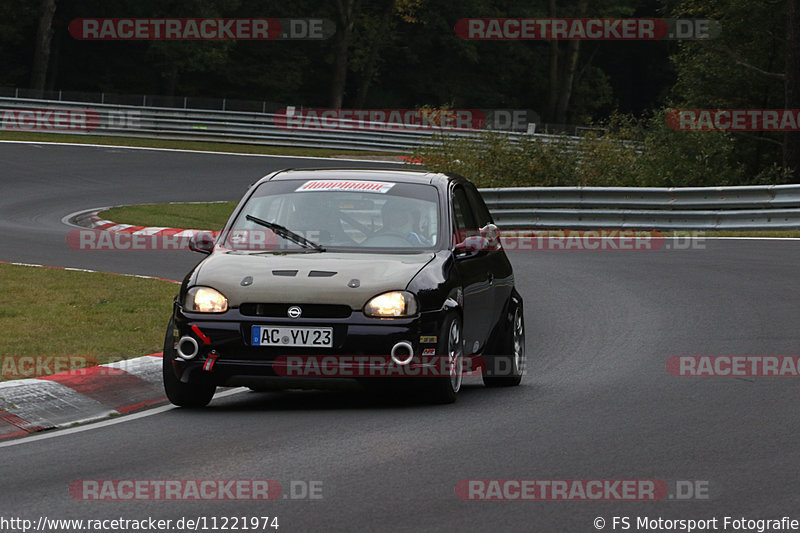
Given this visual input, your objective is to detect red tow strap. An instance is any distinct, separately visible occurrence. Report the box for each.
[203,350,219,372]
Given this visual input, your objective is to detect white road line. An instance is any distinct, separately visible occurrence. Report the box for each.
[0,388,247,448]
[0,260,180,282]
[0,139,407,164]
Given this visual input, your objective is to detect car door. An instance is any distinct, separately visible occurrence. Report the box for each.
[451,184,494,354]
[463,181,514,326]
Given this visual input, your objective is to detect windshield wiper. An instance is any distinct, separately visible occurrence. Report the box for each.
[245,214,326,252]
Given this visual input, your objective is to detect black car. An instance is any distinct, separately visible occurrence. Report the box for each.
[163,168,525,406]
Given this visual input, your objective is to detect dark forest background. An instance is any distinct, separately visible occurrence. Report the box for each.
[1,0,798,184]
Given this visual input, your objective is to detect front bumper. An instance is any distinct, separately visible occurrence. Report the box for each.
[168,304,449,388]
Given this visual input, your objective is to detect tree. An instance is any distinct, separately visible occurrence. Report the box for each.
[329,0,360,108]
[784,0,799,176]
[30,0,57,92]
[670,0,793,181]
[543,0,645,125]
[144,0,239,96]
[546,0,588,124]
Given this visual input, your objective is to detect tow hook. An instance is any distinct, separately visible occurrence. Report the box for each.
[203,350,219,372]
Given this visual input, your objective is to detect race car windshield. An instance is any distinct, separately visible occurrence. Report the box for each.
[245,214,326,252]
[224,179,440,252]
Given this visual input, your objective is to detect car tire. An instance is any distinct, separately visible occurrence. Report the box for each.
[162,319,216,408]
[425,315,464,404]
[483,300,525,388]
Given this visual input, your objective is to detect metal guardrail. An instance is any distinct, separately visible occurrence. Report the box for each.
[0,86,593,135]
[479,185,800,230]
[0,96,580,153]
[0,86,287,113]
[2,96,796,230]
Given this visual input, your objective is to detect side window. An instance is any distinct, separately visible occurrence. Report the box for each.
[452,186,477,243]
[464,183,493,228]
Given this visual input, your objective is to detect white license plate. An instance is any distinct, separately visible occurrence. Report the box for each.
[251,326,333,347]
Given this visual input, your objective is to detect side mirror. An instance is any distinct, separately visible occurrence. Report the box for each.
[188,231,215,254]
[480,223,500,249]
[455,235,489,255]
[454,224,500,255]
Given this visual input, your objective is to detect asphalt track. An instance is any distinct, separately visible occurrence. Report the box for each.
[2,141,800,532]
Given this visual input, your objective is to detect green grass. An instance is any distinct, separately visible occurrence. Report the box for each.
[101,202,236,230]
[0,263,177,371]
[0,131,401,158]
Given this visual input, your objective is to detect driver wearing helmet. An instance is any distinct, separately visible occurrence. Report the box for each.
[380,198,431,245]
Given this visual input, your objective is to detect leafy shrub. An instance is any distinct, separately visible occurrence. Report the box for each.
[410,109,791,188]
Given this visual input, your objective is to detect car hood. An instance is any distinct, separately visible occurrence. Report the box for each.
[193,251,435,309]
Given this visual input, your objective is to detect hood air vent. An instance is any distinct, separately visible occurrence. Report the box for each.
[308,270,337,277]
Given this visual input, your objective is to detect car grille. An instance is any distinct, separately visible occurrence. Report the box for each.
[239,303,352,318]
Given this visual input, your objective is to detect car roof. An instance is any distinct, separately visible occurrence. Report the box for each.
[262,168,458,187]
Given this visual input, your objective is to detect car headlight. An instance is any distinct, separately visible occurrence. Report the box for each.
[363,291,418,318]
[185,287,228,313]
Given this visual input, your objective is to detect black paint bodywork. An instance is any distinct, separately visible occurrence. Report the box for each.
[166,169,520,389]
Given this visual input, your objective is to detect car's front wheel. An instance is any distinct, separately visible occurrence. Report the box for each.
[162,319,216,408]
[425,315,464,403]
[483,301,525,388]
